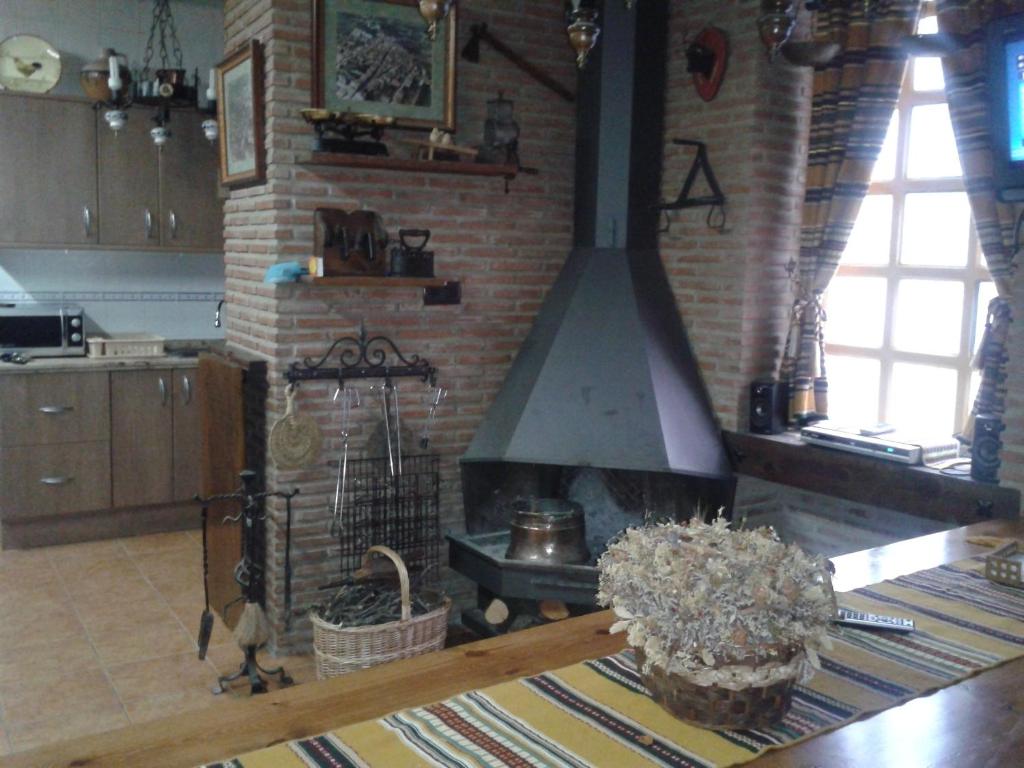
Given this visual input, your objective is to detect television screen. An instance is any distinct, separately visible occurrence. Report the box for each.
[1004,39,1024,163]
[990,13,1024,200]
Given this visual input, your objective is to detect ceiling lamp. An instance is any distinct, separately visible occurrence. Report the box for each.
[81,0,217,146]
[418,0,453,40]
[566,3,601,69]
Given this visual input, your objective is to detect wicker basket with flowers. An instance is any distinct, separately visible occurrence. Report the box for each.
[597,516,836,730]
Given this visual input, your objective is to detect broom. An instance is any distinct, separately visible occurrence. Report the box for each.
[232,599,272,648]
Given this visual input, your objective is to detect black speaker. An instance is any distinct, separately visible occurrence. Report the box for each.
[971,413,1005,483]
[749,379,787,434]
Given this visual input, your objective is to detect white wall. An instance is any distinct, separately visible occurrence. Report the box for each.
[0,0,226,341]
[0,0,224,99]
[0,249,225,340]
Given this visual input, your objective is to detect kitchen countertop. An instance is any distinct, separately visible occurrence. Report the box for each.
[0,340,225,374]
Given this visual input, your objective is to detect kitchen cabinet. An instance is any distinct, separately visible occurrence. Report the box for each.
[0,94,98,245]
[0,93,222,251]
[0,362,203,548]
[0,371,109,446]
[97,111,163,247]
[112,370,175,507]
[159,111,223,250]
[173,368,202,501]
[111,367,203,508]
[97,109,222,249]
[1,442,111,520]
[0,371,112,522]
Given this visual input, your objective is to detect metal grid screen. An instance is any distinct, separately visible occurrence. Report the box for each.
[336,454,441,580]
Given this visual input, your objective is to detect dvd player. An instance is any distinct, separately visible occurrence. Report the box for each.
[799,423,959,465]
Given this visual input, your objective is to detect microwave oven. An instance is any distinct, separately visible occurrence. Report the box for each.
[0,303,86,357]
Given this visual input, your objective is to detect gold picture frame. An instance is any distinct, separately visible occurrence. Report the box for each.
[312,0,456,131]
[216,40,265,187]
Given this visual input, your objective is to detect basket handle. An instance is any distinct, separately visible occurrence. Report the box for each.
[361,545,411,622]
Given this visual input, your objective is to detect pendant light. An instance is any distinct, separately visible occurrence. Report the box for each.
[418,0,454,40]
[757,0,797,61]
[82,0,217,146]
[566,2,601,69]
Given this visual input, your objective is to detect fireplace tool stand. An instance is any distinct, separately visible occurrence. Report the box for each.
[196,470,298,695]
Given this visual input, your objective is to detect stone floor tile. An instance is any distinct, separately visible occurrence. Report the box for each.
[89,619,197,667]
[0,633,101,685]
[0,667,121,725]
[121,530,198,558]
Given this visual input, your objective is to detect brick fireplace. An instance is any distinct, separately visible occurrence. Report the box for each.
[220,0,811,652]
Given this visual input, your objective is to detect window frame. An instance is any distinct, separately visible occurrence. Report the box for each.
[824,11,991,434]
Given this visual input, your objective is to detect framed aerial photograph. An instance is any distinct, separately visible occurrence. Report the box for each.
[216,40,265,187]
[313,0,456,131]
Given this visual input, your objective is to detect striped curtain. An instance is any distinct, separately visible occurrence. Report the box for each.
[781,1,921,423]
[937,0,1023,445]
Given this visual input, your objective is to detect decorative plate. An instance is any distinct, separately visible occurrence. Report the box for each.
[0,35,62,94]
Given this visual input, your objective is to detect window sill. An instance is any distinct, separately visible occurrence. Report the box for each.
[723,430,1020,525]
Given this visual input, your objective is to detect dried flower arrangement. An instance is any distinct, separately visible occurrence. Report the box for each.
[597,516,836,690]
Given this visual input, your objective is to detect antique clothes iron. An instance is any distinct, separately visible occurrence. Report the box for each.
[390,229,435,278]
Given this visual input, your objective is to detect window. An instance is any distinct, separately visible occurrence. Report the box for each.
[823,9,993,437]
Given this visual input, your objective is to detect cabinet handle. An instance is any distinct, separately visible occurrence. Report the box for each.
[182,374,193,405]
[169,209,178,239]
[158,376,168,406]
[145,208,154,239]
[38,405,74,414]
[40,476,73,486]
[83,205,92,237]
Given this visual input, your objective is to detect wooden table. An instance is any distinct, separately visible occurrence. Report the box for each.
[9,520,1024,768]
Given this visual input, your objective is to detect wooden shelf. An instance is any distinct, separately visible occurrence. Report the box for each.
[307,276,448,287]
[303,152,518,179]
[303,275,462,305]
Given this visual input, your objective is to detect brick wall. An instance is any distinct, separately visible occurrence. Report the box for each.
[221,0,1012,652]
[658,1,811,431]
[222,0,577,649]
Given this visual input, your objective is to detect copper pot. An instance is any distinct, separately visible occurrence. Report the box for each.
[505,498,589,565]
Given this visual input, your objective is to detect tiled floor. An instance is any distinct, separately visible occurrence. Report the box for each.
[0,530,315,756]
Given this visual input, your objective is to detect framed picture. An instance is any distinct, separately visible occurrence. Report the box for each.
[216,40,265,187]
[313,0,456,131]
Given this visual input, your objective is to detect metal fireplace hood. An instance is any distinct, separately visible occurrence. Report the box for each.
[463,246,731,479]
[463,1,729,481]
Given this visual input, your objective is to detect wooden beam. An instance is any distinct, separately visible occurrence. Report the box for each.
[724,431,1020,524]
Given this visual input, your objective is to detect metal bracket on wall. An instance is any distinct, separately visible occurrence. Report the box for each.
[654,139,727,232]
[423,281,461,306]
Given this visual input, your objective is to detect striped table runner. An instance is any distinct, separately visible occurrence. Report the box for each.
[206,557,1024,768]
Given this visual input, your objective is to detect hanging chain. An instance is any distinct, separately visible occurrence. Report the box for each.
[141,0,185,75]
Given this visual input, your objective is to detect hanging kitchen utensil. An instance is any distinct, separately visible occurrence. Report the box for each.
[329,386,358,538]
[420,386,448,449]
[269,383,322,469]
[377,383,395,477]
[392,381,403,476]
[197,503,215,660]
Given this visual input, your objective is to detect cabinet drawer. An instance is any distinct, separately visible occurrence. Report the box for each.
[0,372,110,446]
[0,441,111,519]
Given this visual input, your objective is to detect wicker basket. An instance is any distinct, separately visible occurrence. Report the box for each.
[635,647,800,730]
[311,545,450,680]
